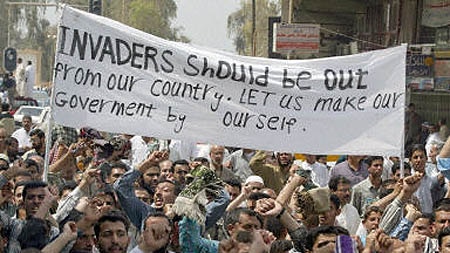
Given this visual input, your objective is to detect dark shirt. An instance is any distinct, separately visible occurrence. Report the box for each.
[330,161,369,187]
[0,112,13,120]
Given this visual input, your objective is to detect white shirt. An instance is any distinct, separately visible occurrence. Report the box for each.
[130,136,167,166]
[15,62,26,96]
[129,245,174,253]
[382,157,394,181]
[336,203,361,235]
[299,160,329,187]
[169,139,197,161]
[11,127,31,150]
[425,132,444,158]
[24,64,35,97]
[129,246,144,253]
[191,143,230,161]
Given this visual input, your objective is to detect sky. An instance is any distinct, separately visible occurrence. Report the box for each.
[173,0,241,53]
[45,1,241,52]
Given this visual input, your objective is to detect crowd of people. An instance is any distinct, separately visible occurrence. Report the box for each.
[0,111,449,253]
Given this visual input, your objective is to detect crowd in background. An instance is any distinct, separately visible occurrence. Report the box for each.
[0,108,448,253]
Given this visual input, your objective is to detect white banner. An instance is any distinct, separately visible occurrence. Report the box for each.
[53,6,406,156]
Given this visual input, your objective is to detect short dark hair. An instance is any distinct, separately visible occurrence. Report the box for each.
[270,240,293,253]
[265,217,285,239]
[328,176,350,192]
[305,226,349,251]
[22,115,32,122]
[224,208,263,230]
[409,144,427,159]
[362,206,383,221]
[59,181,78,197]
[140,212,172,232]
[248,192,271,201]
[330,194,340,209]
[1,103,9,112]
[59,209,84,232]
[193,157,209,163]
[173,159,189,166]
[157,179,182,196]
[391,162,411,175]
[109,162,129,173]
[5,136,18,146]
[24,159,39,171]
[365,156,384,166]
[417,212,435,223]
[18,217,51,250]
[435,202,450,214]
[94,210,130,238]
[94,189,117,207]
[22,181,47,200]
[29,128,45,139]
[225,178,242,191]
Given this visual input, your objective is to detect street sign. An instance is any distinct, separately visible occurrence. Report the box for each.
[275,23,320,54]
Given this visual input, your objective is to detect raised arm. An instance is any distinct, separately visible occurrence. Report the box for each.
[113,151,167,228]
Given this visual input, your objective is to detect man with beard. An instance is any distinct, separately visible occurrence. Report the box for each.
[140,165,160,192]
[173,159,190,186]
[351,156,384,215]
[329,176,360,235]
[152,180,177,210]
[114,151,180,230]
[249,150,294,193]
[22,129,46,160]
[94,211,130,253]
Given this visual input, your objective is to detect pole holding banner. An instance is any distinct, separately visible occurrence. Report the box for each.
[43,5,65,182]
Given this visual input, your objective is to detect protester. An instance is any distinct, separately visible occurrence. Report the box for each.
[1,116,449,253]
[11,115,33,153]
[24,61,34,97]
[351,156,384,215]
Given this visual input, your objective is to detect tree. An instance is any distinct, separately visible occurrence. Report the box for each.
[103,0,189,42]
[0,0,56,84]
[228,0,280,56]
[0,0,188,85]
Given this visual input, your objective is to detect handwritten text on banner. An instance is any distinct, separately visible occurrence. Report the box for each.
[52,6,406,156]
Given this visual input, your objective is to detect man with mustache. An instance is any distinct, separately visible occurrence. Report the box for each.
[0,180,59,252]
[249,150,294,193]
[329,176,360,235]
[95,211,131,253]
